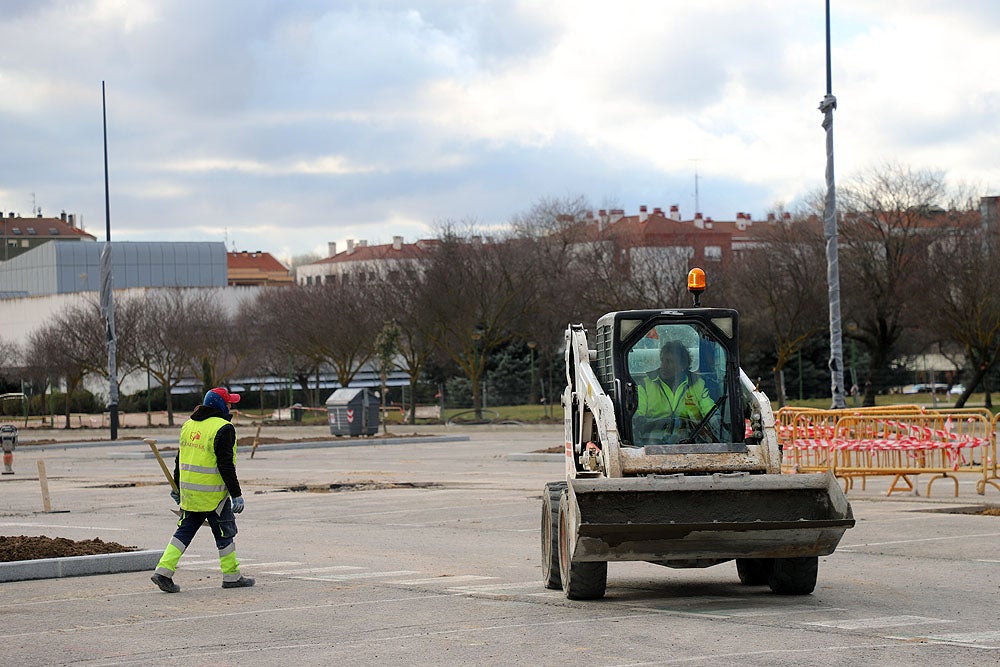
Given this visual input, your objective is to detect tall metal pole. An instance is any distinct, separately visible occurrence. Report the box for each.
[100,81,120,438]
[820,1,847,409]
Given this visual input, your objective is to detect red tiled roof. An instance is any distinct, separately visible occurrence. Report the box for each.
[227,250,288,272]
[603,209,737,243]
[0,215,96,240]
[227,250,292,285]
[312,239,441,265]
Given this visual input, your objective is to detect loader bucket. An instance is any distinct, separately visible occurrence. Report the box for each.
[566,471,854,563]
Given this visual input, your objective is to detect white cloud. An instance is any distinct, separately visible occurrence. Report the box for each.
[2,1,1000,258]
[155,155,379,176]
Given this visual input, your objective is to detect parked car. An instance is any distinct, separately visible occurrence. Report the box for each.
[901,383,949,394]
[948,384,966,395]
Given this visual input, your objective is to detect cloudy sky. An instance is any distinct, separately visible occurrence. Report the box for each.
[2,1,999,264]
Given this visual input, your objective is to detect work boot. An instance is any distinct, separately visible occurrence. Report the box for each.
[222,576,255,589]
[151,573,180,593]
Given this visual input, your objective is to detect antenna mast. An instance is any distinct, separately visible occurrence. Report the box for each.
[692,159,701,214]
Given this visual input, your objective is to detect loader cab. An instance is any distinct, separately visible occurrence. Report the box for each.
[595,308,741,448]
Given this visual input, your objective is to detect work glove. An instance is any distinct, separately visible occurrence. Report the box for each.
[231,496,245,514]
[170,490,180,505]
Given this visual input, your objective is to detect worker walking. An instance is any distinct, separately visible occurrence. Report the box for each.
[151,387,254,593]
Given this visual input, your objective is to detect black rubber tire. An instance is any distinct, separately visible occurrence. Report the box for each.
[541,482,566,589]
[736,558,774,585]
[768,556,818,595]
[558,491,607,600]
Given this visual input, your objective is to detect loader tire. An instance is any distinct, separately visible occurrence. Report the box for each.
[736,558,773,585]
[768,556,818,595]
[541,482,567,589]
[558,491,607,600]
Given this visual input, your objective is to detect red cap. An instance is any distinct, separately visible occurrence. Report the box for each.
[209,387,241,405]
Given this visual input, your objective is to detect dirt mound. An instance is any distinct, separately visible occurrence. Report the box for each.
[0,536,137,562]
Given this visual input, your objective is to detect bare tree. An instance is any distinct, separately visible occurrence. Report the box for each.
[128,289,212,425]
[924,214,1000,407]
[369,267,435,424]
[726,215,828,407]
[25,317,95,428]
[418,224,541,419]
[0,337,22,394]
[509,195,598,405]
[185,289,254,393]
[374,320,399,432]
[247,286,325,408]
[837,163,949,405]
[300,282,379,389]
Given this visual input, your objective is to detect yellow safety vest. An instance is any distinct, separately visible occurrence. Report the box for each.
[178,416,235,512]
[637,375,714,422]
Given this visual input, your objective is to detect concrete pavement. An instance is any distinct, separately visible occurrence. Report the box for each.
[2,423,999,665]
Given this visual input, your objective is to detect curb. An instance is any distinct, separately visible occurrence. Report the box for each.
[506,453,562,462]
[0,549,162,583]
[27,435,471,454]
[238,435,471,452]
[106,435,471,459]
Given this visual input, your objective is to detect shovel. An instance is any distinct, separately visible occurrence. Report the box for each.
[144,438,182,517]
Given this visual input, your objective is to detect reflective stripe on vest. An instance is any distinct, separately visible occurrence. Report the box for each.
[638,375,711,421]
[178,416,235,512]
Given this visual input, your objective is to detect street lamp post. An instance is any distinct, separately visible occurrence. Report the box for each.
[821,0,847,409]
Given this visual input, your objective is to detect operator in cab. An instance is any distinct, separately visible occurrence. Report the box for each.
[633,340,717,444]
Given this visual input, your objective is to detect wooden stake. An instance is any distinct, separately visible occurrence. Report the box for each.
[250,423,262,459]
[37,459,52,513]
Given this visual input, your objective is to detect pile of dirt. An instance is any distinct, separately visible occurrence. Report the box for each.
[0,536,137,562]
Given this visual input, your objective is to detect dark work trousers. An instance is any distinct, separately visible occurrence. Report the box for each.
[154,498,242,581]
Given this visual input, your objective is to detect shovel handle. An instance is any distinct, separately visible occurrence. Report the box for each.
[144,438,178,493]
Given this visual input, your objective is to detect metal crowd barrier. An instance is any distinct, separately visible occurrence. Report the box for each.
[777,406,1000,497]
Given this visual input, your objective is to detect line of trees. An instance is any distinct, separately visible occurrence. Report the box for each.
[3,163,999,427]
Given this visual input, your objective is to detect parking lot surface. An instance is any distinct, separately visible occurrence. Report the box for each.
[2,423,999,665]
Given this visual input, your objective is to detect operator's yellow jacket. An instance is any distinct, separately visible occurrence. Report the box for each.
[637,374,715,422]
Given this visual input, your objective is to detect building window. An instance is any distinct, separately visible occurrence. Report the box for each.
[705,246,722,261]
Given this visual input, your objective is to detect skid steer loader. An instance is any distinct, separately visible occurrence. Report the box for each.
[541,269,854,600]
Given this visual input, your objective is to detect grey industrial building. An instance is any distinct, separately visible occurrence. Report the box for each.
[0,240,227,299]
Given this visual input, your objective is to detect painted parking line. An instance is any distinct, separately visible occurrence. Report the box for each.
[891,630,1000,649]
[702,604,847,618]
[837,531,1000,550]
[289,501,526,520]
[287,570,418,582]
[446,581,541,594]
[386,574,496,585]
[263,565,366,575]
[806,615,953,630]
[234,561,305,569]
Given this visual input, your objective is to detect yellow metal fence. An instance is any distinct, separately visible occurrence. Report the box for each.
[777,406,1000,497]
